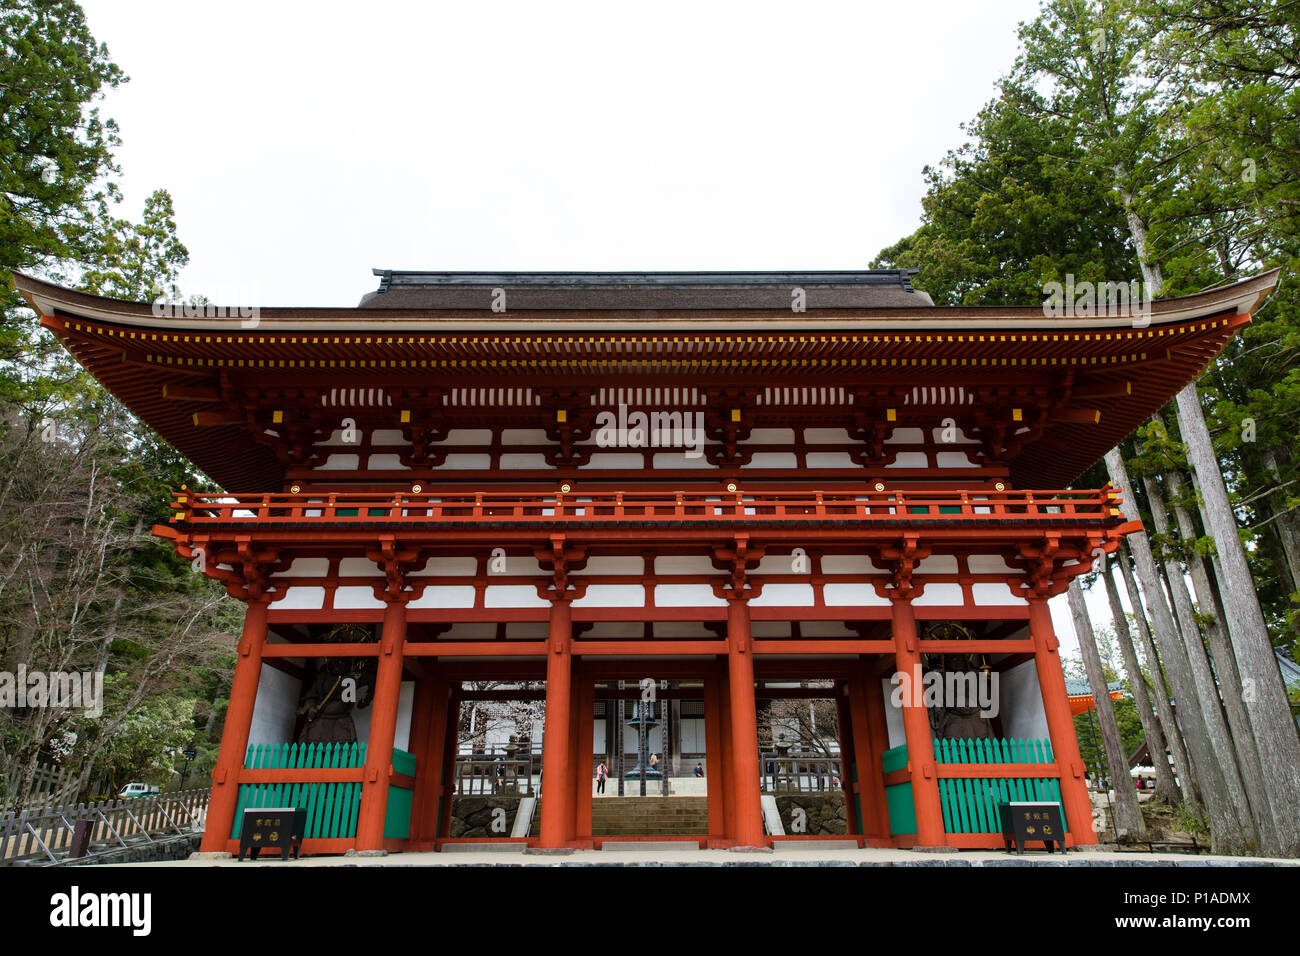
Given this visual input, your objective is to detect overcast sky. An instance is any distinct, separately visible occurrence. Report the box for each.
[76,0,1121,661]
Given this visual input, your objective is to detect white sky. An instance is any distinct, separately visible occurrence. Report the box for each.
[76,0,1116,664]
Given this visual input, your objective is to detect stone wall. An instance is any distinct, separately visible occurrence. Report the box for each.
[59,834,201,866]
[774,791,848,835]
[448,795,525,838]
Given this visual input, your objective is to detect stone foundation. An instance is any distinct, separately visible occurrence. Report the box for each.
[449,795,525,838]
[774,791,848,835]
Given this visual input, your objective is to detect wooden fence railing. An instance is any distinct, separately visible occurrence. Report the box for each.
[934,737,1064,834]
[454,753,538,796]
[170,487,1120,528]
[760,752,845,794]
[233,742,415,840]
[0,789,209,866]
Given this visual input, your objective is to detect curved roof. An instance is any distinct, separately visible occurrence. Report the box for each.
[14,269,1278,492]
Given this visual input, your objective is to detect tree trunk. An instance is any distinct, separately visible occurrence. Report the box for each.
[1116,541,1198,805]
[1103,563,1181,805]
[1068,579,1147,838]
[1142,471,1263,848]
[1166,467,1280,854]
[1175,382,1300,856]
[1106,447,1244,853]
[1261,449,1300,593]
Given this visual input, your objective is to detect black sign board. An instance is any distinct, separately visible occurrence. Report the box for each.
[238,807,306,861]
[999,801,1065,854]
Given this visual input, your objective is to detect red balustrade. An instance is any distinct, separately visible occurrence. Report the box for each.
[169,486,1120,527]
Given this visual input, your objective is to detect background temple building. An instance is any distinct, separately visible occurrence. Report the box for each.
[16,267,1276,852]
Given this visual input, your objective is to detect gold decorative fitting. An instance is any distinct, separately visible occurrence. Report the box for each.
[994,481,1006,492]
[726,482,738,493]
[730,408,741,422]
[556,409,567,423]
[873,482,886,492]
[560,482,572,494]
[411,483,423,494]
[289,483,302,495]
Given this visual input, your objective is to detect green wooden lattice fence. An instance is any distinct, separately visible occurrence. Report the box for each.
[936,737,1063,834]
[882,737,1064,836]
[231,742,416,840]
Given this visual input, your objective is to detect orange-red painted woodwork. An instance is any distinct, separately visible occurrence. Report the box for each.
[437,693,460,840]
[200,600,268,853]
[717,664,737,843]
[725,600,767,848]
[1028,597,1097,845]
[861,665,892,838]
[847,666,886,838]
[409,677,450,843]
[835,687,860,837]
[703,677,726,839]
[538,600,573,848]
[355,600,407,850]
[891,599,947,847]
[574,677,595,841]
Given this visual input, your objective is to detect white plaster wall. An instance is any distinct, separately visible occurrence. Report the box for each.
[406,586,477,609]
[334,586,385,609]
[281,558,330,578]
[823,582,891,607]
[972,582,1028,606]
[248,665,303,747]
[572,585,646,608]
[882,677,905,749]
[654,584,727,607]
[353,680,415,752]
[1000,659,1050,742]
[748,583,815,607]
[274,586,326,610]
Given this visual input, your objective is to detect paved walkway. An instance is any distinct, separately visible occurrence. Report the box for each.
[112,845,1300,867]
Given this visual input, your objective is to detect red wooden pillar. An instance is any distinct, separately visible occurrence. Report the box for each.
[573,675,594,841]
[1028,596,1096,844]
[717,663,737,841]
[835,682,860,837]
[891,598,946,847]
[704,675,726,840]
[849,661,889,839]
[356,599,407,851]
[437,690,460,840]
[726,599,766,847]
[538,599,573,847]
[409,677,450,844]
[201,599,268,852]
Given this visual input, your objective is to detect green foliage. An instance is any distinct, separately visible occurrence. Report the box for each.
[0,1,232,810]
[875,0,1300,650]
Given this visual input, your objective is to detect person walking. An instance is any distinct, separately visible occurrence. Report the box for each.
[596,761,608,795]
